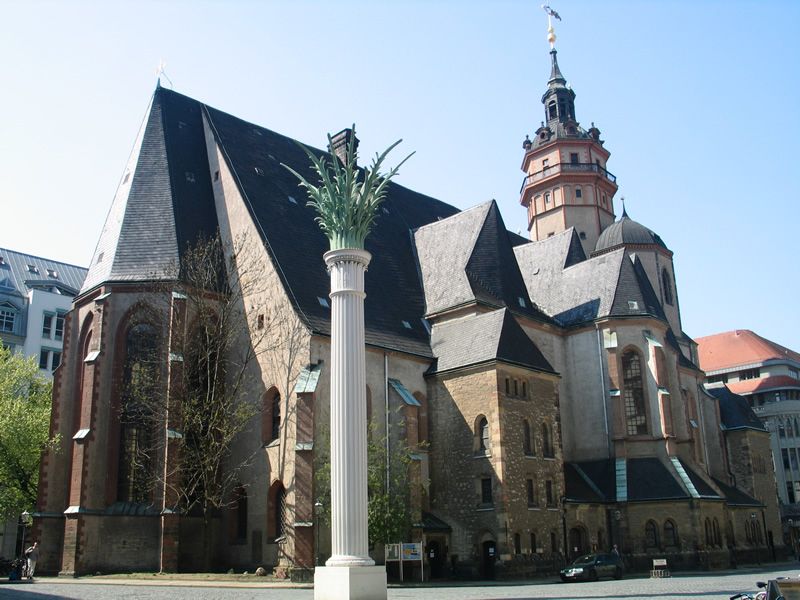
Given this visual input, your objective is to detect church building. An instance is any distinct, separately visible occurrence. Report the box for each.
[35,34,782,578]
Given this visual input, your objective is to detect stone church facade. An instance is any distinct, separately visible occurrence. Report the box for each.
[35,45,782,578]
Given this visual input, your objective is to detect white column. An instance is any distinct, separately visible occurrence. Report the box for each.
[315,249,386,600]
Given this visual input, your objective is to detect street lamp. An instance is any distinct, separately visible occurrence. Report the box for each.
[18,511,30,559]
[314,501,323,566]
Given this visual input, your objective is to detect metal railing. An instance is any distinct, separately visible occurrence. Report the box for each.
[520,162,617,192]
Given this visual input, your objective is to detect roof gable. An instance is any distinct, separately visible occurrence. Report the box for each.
[82,87,219,294]
[429,308,554,374]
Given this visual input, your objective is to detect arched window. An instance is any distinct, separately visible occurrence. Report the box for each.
[622,349,648,435]
[663,519,678,547]
[514,532,521,555]
[548,101,557,120]
[645,520,659,549]
[262,388,280,445]
[268,481,287,541]
[118,321,160,503]
[523,419,534,456]
[704,518,712,547]
[744,520,752,544]
[271,393,281,441]
[476,416,490,454]
[541,422,554,458]
[712,518,721,547]
[662,268,674,305]
[530,532,537,554]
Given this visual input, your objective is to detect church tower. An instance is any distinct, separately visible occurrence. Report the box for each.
[519,18,618,257]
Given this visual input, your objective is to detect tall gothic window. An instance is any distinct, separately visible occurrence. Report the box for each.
[541,422,554,458]
[622,350,648,435]
[118,322,159,503]
[645,520,659,549]
[523,419,534,456]
[663,519,678,547]
[662,268,674,306]
[476,416,490,454]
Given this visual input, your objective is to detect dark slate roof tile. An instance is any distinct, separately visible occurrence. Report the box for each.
[82,87,219,293]
[565,462,607,503]
[712,477,763,507]
[429,308,554,374]
[677,459,723,499]
[627,457,688,501]
[707,386,767,432]
[203,100,459,357]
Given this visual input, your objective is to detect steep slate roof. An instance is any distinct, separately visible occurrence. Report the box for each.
[202,98,458,357]
[414,201,551,323]
[712,477,763,507]
[697,329,800,372]
[627,458,689,501]
[514,232,667,328]
[82,87,219,293]
[564,460,614,503]
[0,249,87,299]
[594,213,669,255]
[428,308,555,374]
[708,386,768,431]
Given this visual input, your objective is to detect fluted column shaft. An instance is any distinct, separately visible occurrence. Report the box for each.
[324,249,374,567]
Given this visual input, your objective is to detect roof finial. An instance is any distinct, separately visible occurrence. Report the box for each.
[542,5,561,49]
[156,59,173,89]
[621,196,628,218]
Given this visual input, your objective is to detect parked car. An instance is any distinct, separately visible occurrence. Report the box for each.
[560,553,623,582]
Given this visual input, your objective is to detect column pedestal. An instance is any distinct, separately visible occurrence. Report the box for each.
[314,566,387,600]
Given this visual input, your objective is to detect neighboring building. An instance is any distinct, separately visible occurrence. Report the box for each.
[0,249,87,558]
[698,330,800,512]
[36,42,783,578]
[0,248,88,375]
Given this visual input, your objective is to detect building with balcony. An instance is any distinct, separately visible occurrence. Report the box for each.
[698,330,800,510]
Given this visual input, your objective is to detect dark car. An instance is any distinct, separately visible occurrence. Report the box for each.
[560,553,623,582]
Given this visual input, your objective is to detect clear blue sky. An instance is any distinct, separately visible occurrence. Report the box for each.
[2,1,798,350]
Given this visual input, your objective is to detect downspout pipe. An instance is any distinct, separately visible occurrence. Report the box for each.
[596,323,611,458]
[385,352,390,494]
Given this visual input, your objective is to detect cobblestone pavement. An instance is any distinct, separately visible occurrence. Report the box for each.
[0,567,797,600]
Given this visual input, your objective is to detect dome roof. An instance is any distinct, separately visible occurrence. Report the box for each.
[595,212,668,253]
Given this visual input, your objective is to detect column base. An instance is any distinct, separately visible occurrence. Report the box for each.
[314,565,387,600]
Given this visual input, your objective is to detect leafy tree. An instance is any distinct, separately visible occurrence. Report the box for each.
[0,346,58,520]
[315,422,416,549]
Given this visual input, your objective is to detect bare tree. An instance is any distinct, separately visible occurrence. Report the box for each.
[119,231,309,569]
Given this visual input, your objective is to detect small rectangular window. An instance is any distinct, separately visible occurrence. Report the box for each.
[42,314,53,338]
[575,188,582,199]
[39,350,49,370]
[55,314,65,340]
[570,153,579,164]
[51,351,61,371]
[545,480,554,507]
[481,478,493,505]
[0,309,15,333]
[544,192,551,204]
[526,479,536,506]
[542,158,549,168]
[257,314,265,330]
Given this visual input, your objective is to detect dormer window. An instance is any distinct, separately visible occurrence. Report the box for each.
[47,269,58,278]
[27,265,39,274]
